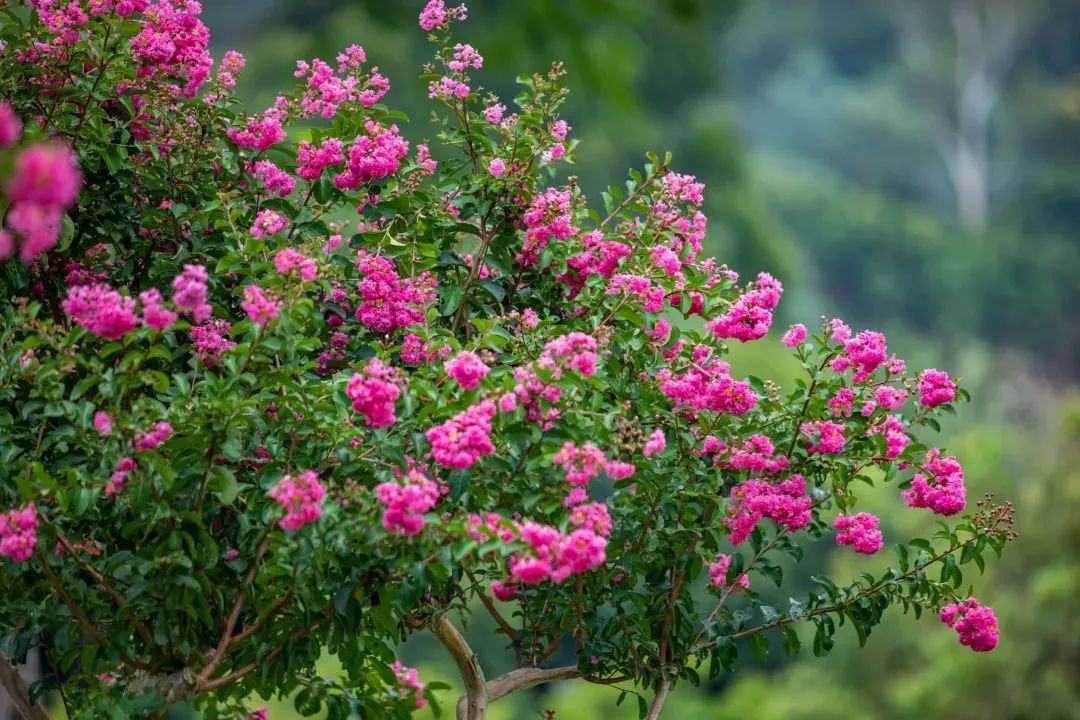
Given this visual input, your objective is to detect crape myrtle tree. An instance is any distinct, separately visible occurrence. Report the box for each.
[0,1,1014,718]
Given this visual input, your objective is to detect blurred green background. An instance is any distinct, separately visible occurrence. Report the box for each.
[51,0,1080,717]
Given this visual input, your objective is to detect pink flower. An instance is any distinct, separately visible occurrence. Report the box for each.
[105,457,138,497]
[918,369,956,407]
[553,442,608,485]
[63,284,140,340]
[250,160,295,197]
[833,513,883,554]
[867,415,910,460]
[498,392,517,413]
[782,323,807,347]
[130,0,213,97]
[140,289,178,330]
[874,386,908,411]
[250,209,288,239]
[0,102,22,146]
[658,359,758,417]
[354,251,436,333]
[903,449,966,515]
[93,411,113,436]
[843,330,888,382]
[242,286,280,327]
[274,248,317,282]
[488,158,506,177]
[483,103,506,124]
[269,470,326,531]
[517,188,577,266]
[333,121,409,190]
[940,598,998,652]
[801,420,845,455]
[191,319,236,366]
[828,388,854,418]
[297,138,345,181]
[246,708,268,720]
[346,358,403,428]
[426,400,497,469]
[391,661,427,709]
[6,143,81,208]
[377,470,440,536]
[172,264,212,322]
[643,429,666,458]
[709,553,749,590]
[5,203,63,262]
[445,351,490,390]
[134,421,173,451]
[491,579,518,601]
[0,504,37,562]
[418,0,466,30]
[725,475,811,544]
[705,272,783,342]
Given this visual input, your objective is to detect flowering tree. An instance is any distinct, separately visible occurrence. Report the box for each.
[0,1,1015,719]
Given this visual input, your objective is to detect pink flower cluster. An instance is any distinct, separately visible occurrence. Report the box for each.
[134,421,173,451]
[269,470,326,532]
[242,286,280,327]
[517,188,577,266]
[903,449,966,515]
[294,50,389,118]
[228,99,288,151]
[782,323,807,347]
[801,420,846,455]
[346,358,404,428]
[130,0,212,97]
[559,230,632,298]
[274,249,317,282]
[725,475,812,544]
[376,470,440,536]
[297,138,345,181]
[705,272,782,342]
[105,457,138,497]
[445,350,490,390]
[334,121,410,190]
[140,289,178,330]
[0,504,37,563]
[418,0,467,31]
[507,521,607,586]
[643,429,666,458]
[658,358,758,417]
[63,284,140,339]
[939,598,999,652]
[355,251,436,333]
[606,274,665,313]
[250,209,288,239]
[251,160,295,198]
[191,319,235,365]
[2,142,82,263]
[867,416,910,460]
[918,369,956,407]
[708,553,749,591]
[391,661,427,709]
[93,411,113,436]
[426,400,496,469]
[723,435,789,475]
[215,49,246,90]
[833,512,883,554]
[539,332,599,378]
[172,264,212,322]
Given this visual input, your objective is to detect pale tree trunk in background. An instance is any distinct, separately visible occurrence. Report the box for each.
[0,650,47,720]
[888,0,1033,231]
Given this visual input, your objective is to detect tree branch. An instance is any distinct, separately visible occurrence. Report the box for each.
[0,651,50,720]
[430,612,487,720]
[646,677,670,720]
